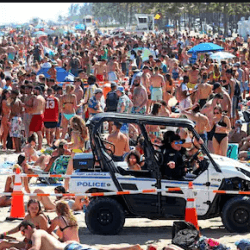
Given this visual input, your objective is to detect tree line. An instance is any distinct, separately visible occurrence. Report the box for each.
[65,3,250,36]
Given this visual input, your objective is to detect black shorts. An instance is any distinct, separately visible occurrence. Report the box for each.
[44,122,57,129]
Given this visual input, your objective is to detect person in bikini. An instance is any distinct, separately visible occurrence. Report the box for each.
[64,115,88,191]
[163,73,175,104]
[60,85,77,139]
[29,86,46,150]
[212,105,231,156]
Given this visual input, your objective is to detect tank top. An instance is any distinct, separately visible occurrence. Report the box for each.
[44,96,59,122]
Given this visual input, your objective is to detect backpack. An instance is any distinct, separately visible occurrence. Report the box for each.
[172,221,200,250]
[234,79,241,97]
[105,91,118,112]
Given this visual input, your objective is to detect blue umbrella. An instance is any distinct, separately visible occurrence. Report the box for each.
[75,24,85,30]
[188,43,224,54]
[36,67,75,82]
[165,24,174,28]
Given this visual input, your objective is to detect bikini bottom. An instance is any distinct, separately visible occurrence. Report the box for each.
[213,133,227,144]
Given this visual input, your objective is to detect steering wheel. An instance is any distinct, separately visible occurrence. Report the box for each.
[187,149,202,164]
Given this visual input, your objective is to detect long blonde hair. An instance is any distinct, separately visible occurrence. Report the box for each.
[66,84,75,94]
[56,201,78,227]
[70,115,88,141]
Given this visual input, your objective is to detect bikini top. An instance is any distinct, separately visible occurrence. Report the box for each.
[59,216,78,232]
[217,116,227,127]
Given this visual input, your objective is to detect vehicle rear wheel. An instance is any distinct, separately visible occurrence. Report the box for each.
[85,197,125,235]
[221,196,250,233]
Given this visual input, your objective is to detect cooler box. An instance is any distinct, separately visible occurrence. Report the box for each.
[227,143,239,160]
[73,153,94,170]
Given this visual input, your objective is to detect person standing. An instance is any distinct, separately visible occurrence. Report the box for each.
[73,77,84,117]
[9,90,23,153]
[29,86,45,150]
[88,88,105,118]
[43,88,59,147]
[131,76,148,115]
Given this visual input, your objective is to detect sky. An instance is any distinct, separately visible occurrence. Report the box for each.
[0,3,77,25]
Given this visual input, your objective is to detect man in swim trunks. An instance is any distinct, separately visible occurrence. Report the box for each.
[9,89,23,153]
[18,220,143,250]
[94,59,108,82]
[150,66,165,106]
[29,86,45,150]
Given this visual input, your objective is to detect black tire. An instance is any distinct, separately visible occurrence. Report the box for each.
[221,196,250,233]
[85,197,125,235]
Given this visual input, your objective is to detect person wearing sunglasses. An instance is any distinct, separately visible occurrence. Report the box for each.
[160,131,187,180]
[211,105,231,156]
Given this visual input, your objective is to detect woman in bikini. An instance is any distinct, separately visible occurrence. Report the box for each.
[212,105,231,156]
[0,89,11,151]
[60,85,77,139]
[212,63,221,83]
[47,201,79,242]
[163,73,175,104]
[0,199,49,249]
[64,115,88,191]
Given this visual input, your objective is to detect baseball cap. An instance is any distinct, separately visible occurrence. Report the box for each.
[116,86,125,93]
[213,82,221,91]
[234,62,240,67]
[235,120,243,126]
[111,82,117,88]
[142,65,149,70]
[94,88,103,94]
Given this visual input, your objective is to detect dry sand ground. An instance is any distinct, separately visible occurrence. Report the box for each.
[0,151,248,250]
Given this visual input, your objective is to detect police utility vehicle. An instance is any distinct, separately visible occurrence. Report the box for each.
[69,113,250,235]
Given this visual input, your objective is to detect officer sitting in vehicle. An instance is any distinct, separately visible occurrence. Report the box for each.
[160,131,187,180]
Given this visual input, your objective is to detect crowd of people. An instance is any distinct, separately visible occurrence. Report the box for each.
[0,26,250,249]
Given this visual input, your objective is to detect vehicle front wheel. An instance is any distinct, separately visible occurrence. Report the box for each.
[85,197,125,235]
[221,196,250,233]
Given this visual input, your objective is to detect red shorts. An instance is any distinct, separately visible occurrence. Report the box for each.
[29,114,44,132]
[96,74,104,82]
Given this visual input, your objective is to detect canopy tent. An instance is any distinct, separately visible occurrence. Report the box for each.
[188,42,224,54]
[209,51,236,61]
[32,31,47,37]
[36,66,75,82]
[75,24,86,30]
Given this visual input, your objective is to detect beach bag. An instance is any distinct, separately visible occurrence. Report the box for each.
[172,221,200,250]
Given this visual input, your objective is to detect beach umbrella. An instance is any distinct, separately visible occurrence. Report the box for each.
[33,31,47,37]
[209,51,236,60]
[188,42,224,54]
[127,47,156,62]
[34,24,44,29]
[36,66,75,82]
[44,47,55,57]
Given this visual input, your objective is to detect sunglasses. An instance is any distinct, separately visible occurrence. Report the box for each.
[214,112,220,115]
[174,141,184,145]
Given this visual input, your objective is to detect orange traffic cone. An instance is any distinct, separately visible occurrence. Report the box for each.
[185,182,199,231]
[6,166,25,221]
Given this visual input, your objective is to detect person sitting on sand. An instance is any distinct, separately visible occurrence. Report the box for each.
[23,134,39,162]
[0,199,49,250]
[0,164,30,207]
[17,220,143,250]
[32,186,89,212]
[47,201,80,242]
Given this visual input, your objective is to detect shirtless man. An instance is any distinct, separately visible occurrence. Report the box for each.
[17,220,142,250]
[141,66,152,113]
[9,90,23,153]
[194,72,213,108]
[150,66,165,105]
[182,104,211,146]
[107,56,123,81]
[23,84,35,140]
[241,61,249,100]
[131,76,148,115]
[200,93,224,152]
[73,77,84,117]
[213,82,232,118]
[29,86,45,150]
[94,59,108,82]
[106,122,130,162]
